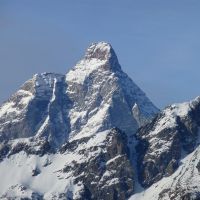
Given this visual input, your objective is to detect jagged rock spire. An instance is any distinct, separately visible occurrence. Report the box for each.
[85,42,116,60]
[84,41,121,70]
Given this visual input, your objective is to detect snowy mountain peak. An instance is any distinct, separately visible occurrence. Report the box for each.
[65,42,158,140]
[66,42,121,84]
[190,95,200,108]
[84,41,117,62]
[0,42,160,199]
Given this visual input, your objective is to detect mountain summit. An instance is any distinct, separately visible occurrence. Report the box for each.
[0,42,159,199]
[84,42,118,61]
[66,41,121,84]
[65,42,158,141]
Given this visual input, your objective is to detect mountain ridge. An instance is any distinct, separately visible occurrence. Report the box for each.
[130,96,200,199]
[0,42,158,146]
[1,42,200,200]
[0,42,159,199]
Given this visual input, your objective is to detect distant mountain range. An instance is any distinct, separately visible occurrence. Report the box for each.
[0,42,199,200]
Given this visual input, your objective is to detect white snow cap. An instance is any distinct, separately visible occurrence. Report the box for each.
[66,41,121,84]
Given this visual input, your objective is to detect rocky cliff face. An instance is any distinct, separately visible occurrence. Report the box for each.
[130,97,200,200]
[0,128,134,200]
[0,42,158,199]
[65,42,158,141]
[0,73,70,148]
[60,128,134,200]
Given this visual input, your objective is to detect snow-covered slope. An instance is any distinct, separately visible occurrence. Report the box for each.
[0,128,134,200]
[131,138,200,200]
[131,97,200,199]
[0,73,70,148]
[0,42,158,199]
[65,42,158,142]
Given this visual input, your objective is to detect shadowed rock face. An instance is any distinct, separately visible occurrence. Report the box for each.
[136,97,200,188]
[0,73,71,148]
[61,128,134,200]
[0,128,134,200]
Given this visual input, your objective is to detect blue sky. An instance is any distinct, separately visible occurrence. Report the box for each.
[1,0,200,108]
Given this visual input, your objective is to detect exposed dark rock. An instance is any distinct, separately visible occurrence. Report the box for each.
[196,161,200,173]
[0,142,10,161]
[136,99,200,188]
[61,128,134,200]
[158,187,200,200]
[32,167,41,176]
